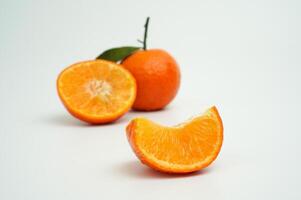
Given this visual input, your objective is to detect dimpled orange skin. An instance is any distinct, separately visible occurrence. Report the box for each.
[121,49,181,111]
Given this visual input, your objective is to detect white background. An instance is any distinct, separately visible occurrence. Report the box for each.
[0,0,300,199]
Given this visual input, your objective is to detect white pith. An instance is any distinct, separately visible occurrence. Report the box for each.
[85,79,112,101]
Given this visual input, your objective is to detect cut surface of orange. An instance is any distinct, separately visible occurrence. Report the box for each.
[126,106,223,173]
[57,60,136,124]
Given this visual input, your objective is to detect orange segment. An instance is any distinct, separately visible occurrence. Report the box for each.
[57,60,136,124]
[126,106,223,173]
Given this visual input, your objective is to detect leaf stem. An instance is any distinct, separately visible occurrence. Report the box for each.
[143,17,150,50]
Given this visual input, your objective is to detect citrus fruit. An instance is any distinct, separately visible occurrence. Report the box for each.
[126,106,223,173]
[96,17,181,111]
[57,60,136,124]
[121,49,181,111]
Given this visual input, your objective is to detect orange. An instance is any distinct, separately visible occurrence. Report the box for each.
[121,49,181,111]
[57,60,136,124]
[126,106,223,173]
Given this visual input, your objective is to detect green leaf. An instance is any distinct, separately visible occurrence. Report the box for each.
[96,46,141,62]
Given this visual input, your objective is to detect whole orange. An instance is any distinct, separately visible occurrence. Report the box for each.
[121,49,181,111]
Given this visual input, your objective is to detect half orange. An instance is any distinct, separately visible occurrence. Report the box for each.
[57,60,136,124]
[126,106,223,173]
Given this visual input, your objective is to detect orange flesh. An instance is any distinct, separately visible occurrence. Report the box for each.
[126,106,223,173]
[57,60,136,124]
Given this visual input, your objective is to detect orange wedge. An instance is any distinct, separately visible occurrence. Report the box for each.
[126,106,223,173]
[57,60,136,124]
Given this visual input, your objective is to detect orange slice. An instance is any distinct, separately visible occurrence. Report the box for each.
[57,60,136,124]
[126,106,223,173]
